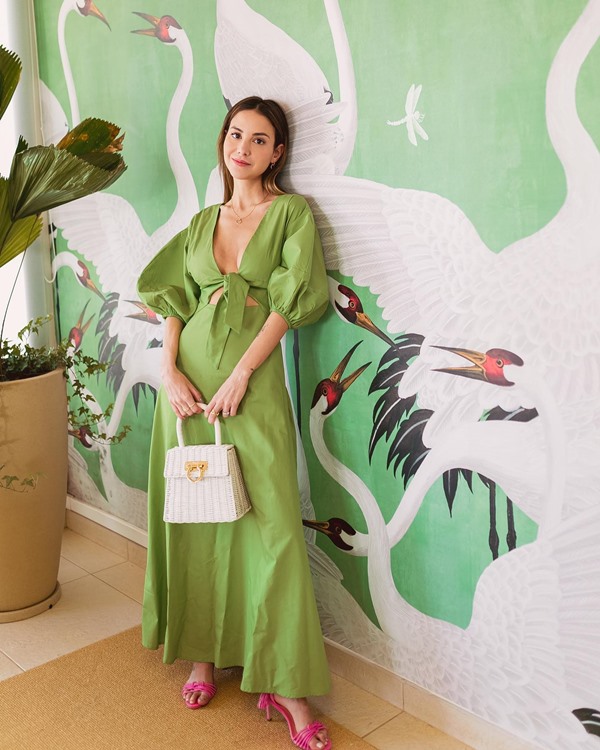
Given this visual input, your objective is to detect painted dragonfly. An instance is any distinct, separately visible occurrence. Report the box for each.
[387,83,429,146]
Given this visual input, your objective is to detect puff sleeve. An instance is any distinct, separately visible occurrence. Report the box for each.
[267,197,329,329]
[136,226,200,324]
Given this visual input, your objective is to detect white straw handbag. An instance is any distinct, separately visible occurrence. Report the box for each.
[163,413,251,523]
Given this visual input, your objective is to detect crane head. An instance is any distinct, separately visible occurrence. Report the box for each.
[311,341,371,415]
[75,260,104,300]
[303,517,357,551]
[333,282,395,346]
[68,424,94,449]
[76,1,110,30]
[132,12,182,44]
[335,283,364,321]
[432,345,524,387]
[125,300,161,325]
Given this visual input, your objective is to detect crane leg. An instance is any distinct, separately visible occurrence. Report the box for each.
[506,497,517,550]
[293,329,302,435]
[488,483,499,560]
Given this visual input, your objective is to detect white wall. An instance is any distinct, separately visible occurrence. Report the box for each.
[0,0,53,346]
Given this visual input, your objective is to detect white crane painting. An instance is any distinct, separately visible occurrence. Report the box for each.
[34,1,600,747]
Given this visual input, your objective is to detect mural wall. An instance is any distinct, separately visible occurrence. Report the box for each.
[33,2,600,748]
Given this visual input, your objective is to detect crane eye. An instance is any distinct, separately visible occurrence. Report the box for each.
[321,386,328,396]
[496,359,504,368]
[348,300,356,309]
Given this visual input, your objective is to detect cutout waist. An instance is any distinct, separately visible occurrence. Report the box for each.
[209,287,258,306]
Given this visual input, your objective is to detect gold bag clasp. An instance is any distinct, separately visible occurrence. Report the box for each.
[185,460,208,482]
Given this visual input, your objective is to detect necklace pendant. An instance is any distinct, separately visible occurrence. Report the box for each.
[235,218,242,224]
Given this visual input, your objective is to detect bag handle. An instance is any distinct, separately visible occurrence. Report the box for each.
[176,404,222,448]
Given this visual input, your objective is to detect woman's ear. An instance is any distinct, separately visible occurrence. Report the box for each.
[272,143,284,164]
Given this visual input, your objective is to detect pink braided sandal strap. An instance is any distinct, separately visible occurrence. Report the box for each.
[293,720,331,750]
[181,681,217,699]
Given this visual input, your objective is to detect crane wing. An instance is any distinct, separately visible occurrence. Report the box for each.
[51,192,152,300]
[294,174,495,342]
[215,1,347,175]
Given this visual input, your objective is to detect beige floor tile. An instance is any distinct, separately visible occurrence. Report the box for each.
[60,528,127,573]
[0,575,141,670]
[311,673,400,738]
[58,557,88,584]
[0,651,23,681]
[365,713,469,750]
[66,510,129,557]
[95,561,145,603]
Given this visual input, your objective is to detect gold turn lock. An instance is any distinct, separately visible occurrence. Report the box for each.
[185,460,208,482]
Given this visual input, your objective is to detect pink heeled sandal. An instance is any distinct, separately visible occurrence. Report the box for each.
[181,681,217,709]
[257,693,332,750]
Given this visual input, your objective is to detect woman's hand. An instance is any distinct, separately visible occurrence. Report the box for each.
[204,365,252,424]
[162,365,205,420]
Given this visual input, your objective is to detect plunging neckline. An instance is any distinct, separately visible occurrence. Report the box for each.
[211,194,285,276]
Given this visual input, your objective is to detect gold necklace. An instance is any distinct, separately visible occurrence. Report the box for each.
[228,192,267,224]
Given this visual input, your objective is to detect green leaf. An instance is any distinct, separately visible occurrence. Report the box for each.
[0,177,42,268]
[57,118,124,157]
[8,139,126,219]
[0,45,21,121]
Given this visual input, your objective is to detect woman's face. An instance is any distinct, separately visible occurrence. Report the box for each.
[223,109,283,184]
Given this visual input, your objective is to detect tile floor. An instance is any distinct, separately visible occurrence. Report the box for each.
[0,528,473,750]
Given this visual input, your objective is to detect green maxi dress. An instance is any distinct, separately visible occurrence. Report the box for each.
[137,193,331,697]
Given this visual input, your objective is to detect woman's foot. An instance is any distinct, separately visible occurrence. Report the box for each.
[182,662,216,709]
[271,694,330,749]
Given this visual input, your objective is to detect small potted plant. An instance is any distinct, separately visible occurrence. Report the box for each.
[0,44,127,622]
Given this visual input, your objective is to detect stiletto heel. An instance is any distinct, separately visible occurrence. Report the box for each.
[257,693,332,750]
[257,693,272,720]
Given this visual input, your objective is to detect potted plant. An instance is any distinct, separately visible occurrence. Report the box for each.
[0,44,127,622]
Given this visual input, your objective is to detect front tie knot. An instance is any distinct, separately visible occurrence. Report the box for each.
[206,272,250,368]
[222,272,249,334]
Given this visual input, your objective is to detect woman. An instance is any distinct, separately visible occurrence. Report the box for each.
[137,97,332,750]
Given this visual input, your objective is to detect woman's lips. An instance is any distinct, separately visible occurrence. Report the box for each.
[232,158,250,166]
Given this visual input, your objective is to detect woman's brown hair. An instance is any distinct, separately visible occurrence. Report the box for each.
[217,96,289,204]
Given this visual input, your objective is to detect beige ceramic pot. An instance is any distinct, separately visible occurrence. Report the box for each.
[0,367,67,622]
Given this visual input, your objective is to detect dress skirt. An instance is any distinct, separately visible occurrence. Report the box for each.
[142,302,331,697]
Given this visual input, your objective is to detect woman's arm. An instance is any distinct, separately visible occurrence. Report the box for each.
[204,311,288,423]
[161,316,205,420]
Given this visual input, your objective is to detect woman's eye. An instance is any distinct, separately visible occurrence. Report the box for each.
[254,138,265,145]
[231,132,240,139]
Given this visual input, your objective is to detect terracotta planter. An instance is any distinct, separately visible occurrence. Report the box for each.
[0,368,68,622]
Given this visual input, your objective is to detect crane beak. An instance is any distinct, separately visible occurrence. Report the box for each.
[81,315,94,335]
[354,311,395,346]
[131,11,160,36]
[330,341,362,383]
[83,1,111,30]
[330,342,371,393]
[86,279,105,301]
[432,345,488,382]
[340,361,371,392]
[124,300,160,324]
[74,300,95,335]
